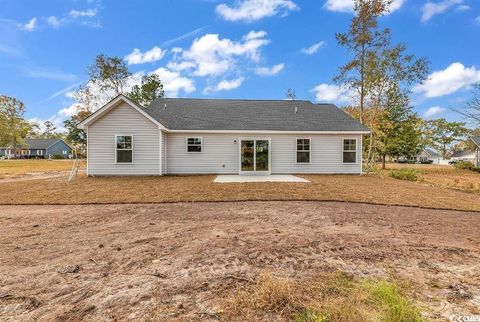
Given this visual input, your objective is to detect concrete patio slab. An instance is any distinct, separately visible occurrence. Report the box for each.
[214,175,310,183]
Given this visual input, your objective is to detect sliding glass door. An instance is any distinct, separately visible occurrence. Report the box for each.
[240,138,270,174]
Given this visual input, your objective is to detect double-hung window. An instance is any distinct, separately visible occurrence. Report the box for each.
[343,139,357,163]
[186,137,202,153]
[116,135,133,163]
[296,138,310,163]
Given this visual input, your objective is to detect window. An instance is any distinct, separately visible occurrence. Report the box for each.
[116,135,133,163]
[37,150,43,156]
[186,137,202,153]
[343,139,357,163]
[63,150,67,155]
[296,138,310,163]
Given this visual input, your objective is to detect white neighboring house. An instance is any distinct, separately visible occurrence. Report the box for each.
[413,148,441,164]
[450,150,476,164]
[78,95,370,176]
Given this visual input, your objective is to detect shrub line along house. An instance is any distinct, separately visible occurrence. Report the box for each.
[78,95,369,176]
[0,138,72,159]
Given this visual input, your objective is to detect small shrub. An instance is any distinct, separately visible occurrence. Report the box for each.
[454,161,476,171]
[53,154,63,159]
[389,168,421,182]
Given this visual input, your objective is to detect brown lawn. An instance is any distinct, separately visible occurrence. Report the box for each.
[383,163,480,194]
[1,202,479,321]
[0,160,83,179]
[1,173,480,211]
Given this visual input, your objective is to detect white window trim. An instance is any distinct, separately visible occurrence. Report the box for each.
[296,137,311,164]
[342,138,358,164]
[186,137,202,153]
[115,134,134,164]
[37,150,43,156]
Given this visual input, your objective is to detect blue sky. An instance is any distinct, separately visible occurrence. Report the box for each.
[1,0,479,130]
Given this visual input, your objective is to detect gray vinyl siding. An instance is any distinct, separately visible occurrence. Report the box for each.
[166,133,362,175]
[87,102,160,175]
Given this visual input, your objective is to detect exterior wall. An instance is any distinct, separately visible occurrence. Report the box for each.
[29,149,46,158]
[87,102,160,175]
[165,132,363,174]
[476,148,480,167]
[46,140,72,158]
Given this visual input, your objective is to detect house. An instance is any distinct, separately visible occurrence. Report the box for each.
[78,95,369,176]
[450,150,476,164]
[472,137,480,167]
[0,138,72,159]
[413,148,441,164]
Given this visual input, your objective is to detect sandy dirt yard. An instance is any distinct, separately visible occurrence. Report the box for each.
[0,201,479,321]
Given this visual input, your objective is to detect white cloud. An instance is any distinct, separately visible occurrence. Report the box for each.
[18,18,37,31]
[125,47,166,65]
[216,0,298,22]
[413,62,480,98]
[421,0,463,22]
[301,41,325,55]
[151,67,196,97]
[423,106,446,118]
[167,30,270,77]
[455,4,470,12]
[324,0,404,14]
[47,16,64,28]
[24,66,77,81]
[310,83,355,104]
[475,16,480,25]
[204,77,245,93]
[254,63,284,76]
[69,9,97,18]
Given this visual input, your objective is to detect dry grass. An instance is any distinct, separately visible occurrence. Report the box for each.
[383,163,480,194]
[1,173,480,211]
[0,159,81,178]
[222,272,424,322]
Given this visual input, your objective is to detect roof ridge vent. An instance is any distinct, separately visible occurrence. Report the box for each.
[294,106,298,114]
[163,103,167,110]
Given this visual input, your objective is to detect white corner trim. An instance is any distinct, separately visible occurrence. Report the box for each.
[78,95,166,130]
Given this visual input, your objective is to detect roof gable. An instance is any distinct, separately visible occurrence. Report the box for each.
[78,95,166,129]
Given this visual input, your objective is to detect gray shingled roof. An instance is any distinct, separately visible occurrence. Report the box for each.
[143,98,369,132]
[451,150,475,158]
[472,137,480,147]
[24,138,62,149]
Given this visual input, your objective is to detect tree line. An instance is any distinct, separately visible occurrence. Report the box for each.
[0,55,164,154]
[1,0,478,164]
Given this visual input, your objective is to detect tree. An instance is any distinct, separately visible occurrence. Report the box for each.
[454,83,480,125]
[41,120,61,138]
[285,89,296,100]
[334,0,392,124]
[64,109,92,157]
[377,100,423,168]
[423,118,468,158]
[89,54,131,95]
[335,1,429,172]
[128,74,164,106]
[0,95,32,149]
[72,54,132,113]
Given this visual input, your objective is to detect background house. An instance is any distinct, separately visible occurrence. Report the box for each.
[414,148,441,164]
[450,150,476,164]
[0,138,72,159]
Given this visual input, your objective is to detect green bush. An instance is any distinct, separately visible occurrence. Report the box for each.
[389,168,421,182]
[53,154,63,159]
[454,161,476,171]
